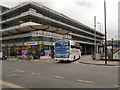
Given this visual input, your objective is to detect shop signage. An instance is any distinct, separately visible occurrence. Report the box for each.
[43,42,51,45]
[24,42,37,45]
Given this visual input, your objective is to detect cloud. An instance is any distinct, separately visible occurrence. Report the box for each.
[73,0,92,8]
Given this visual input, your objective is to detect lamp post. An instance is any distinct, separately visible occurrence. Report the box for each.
[93,16,96,60]
[114,36,118,49]
[104,0,107,64]
[118,36,120,49]
[112,38,114,60]
[97,22,101,32]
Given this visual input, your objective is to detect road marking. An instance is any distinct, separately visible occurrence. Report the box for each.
[113,85,120,87]
[8,70,24,73]
[0,80,30,90]
[77,79,94,84]
[32,72,41,75]
[51,75,63,79]
[74,61,87,65]
[6,74,19,77]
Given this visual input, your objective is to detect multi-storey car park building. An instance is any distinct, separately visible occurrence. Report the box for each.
[0,2,104,56]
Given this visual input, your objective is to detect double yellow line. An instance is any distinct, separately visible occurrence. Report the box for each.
[0,81,30,90]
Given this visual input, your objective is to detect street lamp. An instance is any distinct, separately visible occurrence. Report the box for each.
[97,22,101,32]
[112,38,114,60]
[104,0,107,64]
[93,16,96,60]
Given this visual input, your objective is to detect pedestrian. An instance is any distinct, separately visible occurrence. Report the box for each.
[51,50,54,58]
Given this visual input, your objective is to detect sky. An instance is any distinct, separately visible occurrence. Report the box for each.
[0,0,119,40]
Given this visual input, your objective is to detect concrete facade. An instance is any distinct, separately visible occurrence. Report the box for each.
[0,5,9,52]
[0,2,104,56]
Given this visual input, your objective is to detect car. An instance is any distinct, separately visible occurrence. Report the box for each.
[0,52,8,60]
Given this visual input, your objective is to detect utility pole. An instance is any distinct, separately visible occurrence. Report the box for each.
[112,38,114,60]
[104,0,107,64]
[93,16,96,60]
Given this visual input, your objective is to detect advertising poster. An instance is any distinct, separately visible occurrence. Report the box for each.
[44,50,52,56]
[22,50,28,55]
[40,50,52,58]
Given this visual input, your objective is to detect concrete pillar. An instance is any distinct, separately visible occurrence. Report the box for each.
[8,47,10,60]
[85,45,87,54]
[91,46,93,54]
[97,45,98,53]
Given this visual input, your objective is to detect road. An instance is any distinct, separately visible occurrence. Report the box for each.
[1,59,119,89]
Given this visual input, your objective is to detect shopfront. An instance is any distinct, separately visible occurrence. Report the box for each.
[2,41,54,59]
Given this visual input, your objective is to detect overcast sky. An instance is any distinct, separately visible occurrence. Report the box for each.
[0,0,119,40]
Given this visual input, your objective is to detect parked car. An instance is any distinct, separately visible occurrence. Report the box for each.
[0,52,8,60]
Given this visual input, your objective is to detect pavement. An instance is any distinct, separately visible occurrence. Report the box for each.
[77,55,119,66]
[6,55,119,66]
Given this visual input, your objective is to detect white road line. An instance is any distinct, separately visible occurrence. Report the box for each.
[77,79,94,84]
[6,74,19,77]
[51,75,63,79]
[31,72,41,75]
[8,70,24,73]
[113,85,120,87]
